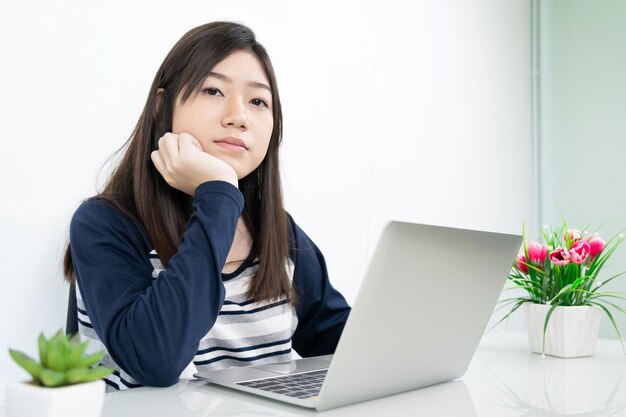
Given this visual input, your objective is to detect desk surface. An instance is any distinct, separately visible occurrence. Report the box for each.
[3,331,626,416]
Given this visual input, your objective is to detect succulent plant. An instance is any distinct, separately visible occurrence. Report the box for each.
[9,328,113,387]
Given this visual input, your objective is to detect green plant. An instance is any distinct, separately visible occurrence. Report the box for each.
[9,328,113,387]
[494,220,626,350]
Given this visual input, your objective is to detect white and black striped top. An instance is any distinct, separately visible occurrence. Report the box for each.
[77,254,298,391]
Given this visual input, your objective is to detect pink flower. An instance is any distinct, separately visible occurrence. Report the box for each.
[516,242,548,274]
[585,235,606,258]
[568,241,590,264]
[516,253,528,274]
[565,229,582,244]
[550,247,571,266]
[527,242,548,265]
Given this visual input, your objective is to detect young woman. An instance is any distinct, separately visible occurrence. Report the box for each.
[63,21,351,392]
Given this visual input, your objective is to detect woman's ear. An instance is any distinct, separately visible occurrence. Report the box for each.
[154,88,165,118]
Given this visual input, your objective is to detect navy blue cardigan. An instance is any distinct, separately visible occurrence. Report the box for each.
[69,180,350,386]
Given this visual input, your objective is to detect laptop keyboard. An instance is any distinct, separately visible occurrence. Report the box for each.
[236,369,328,399]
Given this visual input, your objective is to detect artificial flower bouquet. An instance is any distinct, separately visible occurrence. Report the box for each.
[497,220,626,344]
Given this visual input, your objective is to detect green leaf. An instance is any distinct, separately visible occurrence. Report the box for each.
[50,329,65,344]
[65,367,90,384]
[596,299,626,315]
[487,299,530,332]
[65,340,90,369]
[542,304,560,354]
[590,293,626,303]
[38,333,48,368]
[9,349,42,380]
[81,366,114,382]
[589,301,625,354]
[39,368,66,387]
[593,291,626,298]
[591,272,626,293]
[46,339,66,372]
[493,297,531,314]
[76,350,105,368]
[548,284,573,304]
[570,276,584,291]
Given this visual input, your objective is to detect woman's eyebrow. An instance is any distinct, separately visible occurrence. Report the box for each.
[207,71,271,93]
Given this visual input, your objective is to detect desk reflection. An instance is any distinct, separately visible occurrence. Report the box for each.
[102,378,478,417]
[481,350,626,416]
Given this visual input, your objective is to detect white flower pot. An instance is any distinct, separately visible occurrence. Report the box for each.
[524,303,601,358]
[6,379,106,417]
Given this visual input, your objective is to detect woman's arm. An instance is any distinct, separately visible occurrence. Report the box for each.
[70,181,243,386]
[289,218,352,357]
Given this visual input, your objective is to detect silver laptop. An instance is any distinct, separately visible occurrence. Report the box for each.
[195,220,521,411]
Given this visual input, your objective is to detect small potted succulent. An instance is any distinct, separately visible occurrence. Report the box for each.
[6,328,113,417]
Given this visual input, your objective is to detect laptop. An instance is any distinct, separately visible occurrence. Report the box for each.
[195,220,522,411]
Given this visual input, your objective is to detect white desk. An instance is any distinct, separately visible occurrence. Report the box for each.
[3,331,626,416]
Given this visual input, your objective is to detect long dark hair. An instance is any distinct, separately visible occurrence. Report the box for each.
[63,21,294,304]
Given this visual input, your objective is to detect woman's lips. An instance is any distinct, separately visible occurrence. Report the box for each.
[214,141,247,152]
[214,137,248,152]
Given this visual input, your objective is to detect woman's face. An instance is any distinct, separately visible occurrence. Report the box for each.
[171,50,274,179]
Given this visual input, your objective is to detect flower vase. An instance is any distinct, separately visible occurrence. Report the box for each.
[524,303,601,358]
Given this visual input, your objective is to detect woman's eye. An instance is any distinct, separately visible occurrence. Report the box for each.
[251,98,269,108]
[203,87,222,96]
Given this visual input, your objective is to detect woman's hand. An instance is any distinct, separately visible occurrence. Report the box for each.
[151,132,238,195]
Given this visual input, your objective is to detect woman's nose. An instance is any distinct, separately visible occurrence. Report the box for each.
[221,97,248,130]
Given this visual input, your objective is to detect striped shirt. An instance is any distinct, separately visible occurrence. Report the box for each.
[69,181,350,391]
[77,256,298,391]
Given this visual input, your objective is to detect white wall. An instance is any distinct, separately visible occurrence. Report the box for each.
[0,0,532,402]
[539,0,626,338]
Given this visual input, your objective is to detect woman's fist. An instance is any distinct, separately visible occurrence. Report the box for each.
[151,132,238,195]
